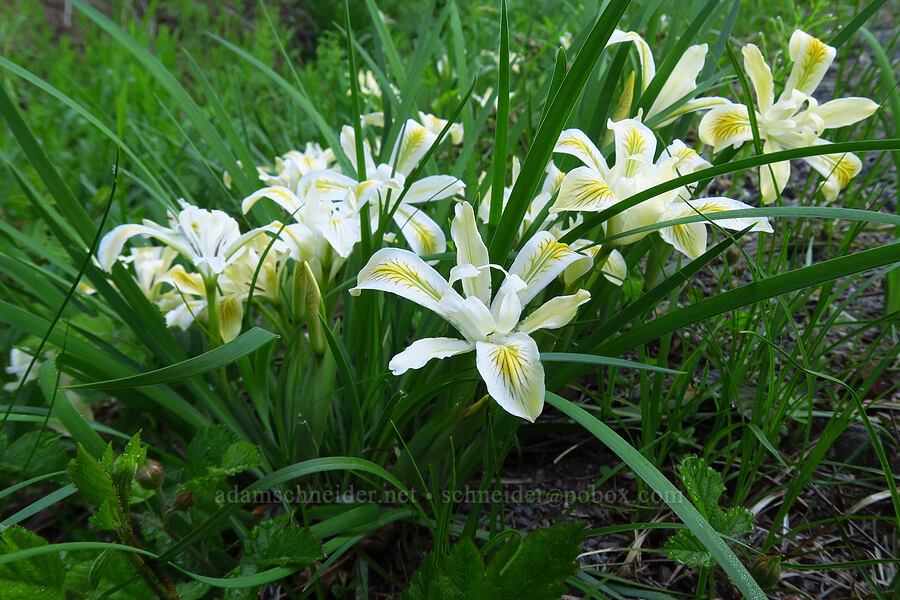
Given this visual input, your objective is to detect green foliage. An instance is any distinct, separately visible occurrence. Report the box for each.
[244,515,323,568]
[664,456,754,568]
[0,0,897,598]
[404,523,584,600]
[0,526,64,600]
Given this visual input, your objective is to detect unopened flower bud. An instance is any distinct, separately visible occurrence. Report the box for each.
[749,554,781,589]
[172,491,195,513]
[136,460,164,489]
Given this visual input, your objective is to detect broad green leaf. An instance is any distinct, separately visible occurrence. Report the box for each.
[215,442,261,476]
[404,523,584,600]
[678,455,725,520]
[484,523,584,599]
[0,526,64,600]
[258,527,323,568]
[403,538,484,600]
[664,529,713,568]
[66,444,118,511]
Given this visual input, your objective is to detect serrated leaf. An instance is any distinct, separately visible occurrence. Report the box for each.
[677,456,725,520]
[484,523,584,599]
[713,507,754,538]
[186,425,236,472]
[664,530,714,568]
[67,444,117,509]
[88,497,122,531]
[403,538,484,600]
[0,432,68,478]
[176,580,211,600]
[403,523,583,600]
[258,527,323,568]
[215,442,261,476]
[0,526,64,600]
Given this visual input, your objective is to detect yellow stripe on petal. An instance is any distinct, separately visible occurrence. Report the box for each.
[554,129,608,173]
[475,333,545,421]
[160,264,206,297]
[551,166,617,213]
[660,221,707,260]
[393,203,447,258]
[608,118,656,176]
[391,119,438,176]
[786,30,835,96]
[351,247,455,318]
[698,104,753,152]
[804,144,862,201]
[506,232,582,305]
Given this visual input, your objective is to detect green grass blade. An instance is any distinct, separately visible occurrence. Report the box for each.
[38,357,106,457]
[207,32,352,174]
[830,0,888,47]
[70,0,255,198]
[597,242,900,356]
[0,82,95,244]
[364,0,408,89]
[541,353,683,374]
[489,0,630,261]
[0,485,76,528]
[488,0,510,230]
[63,328,278,390]
[546,392,766,600]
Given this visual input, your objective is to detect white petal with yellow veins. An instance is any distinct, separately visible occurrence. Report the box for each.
[608,118,657,176]
[390,119,438,176]
[217,295,245,342]
[518,289,590,334]
[404,175,465,204]
[699,104,753,151]
[551,166,617,213]
[785,30,835,96]
[160,264,206,297]
[298,170,358,202]
[505,232,582,305]
[660,220,708,259]
[476,333,545,421]
[803,142,862,202]
[351,248,456,318]
[554,129,608,173]
[241,186,302,215]
[388,337,475,375]
[392,203,447,258]
[665,198,773,233]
